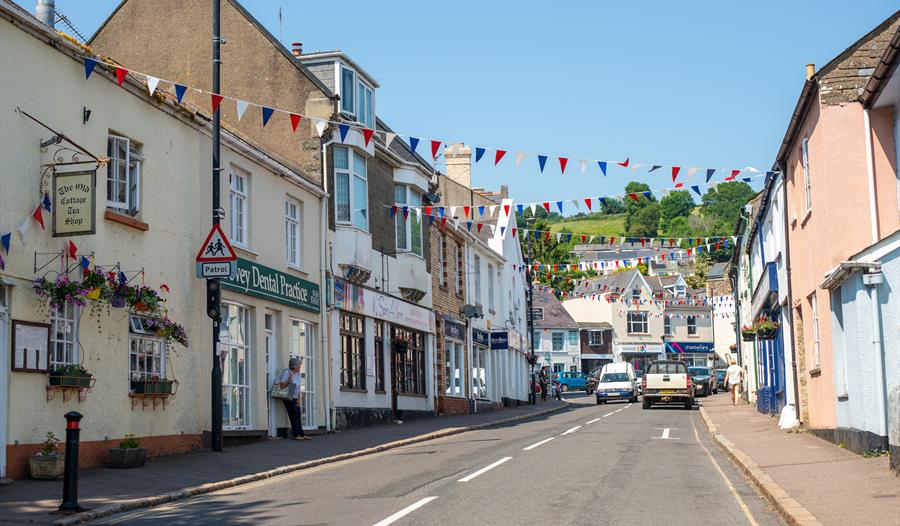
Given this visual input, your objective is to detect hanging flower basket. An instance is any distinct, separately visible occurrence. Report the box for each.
[740,325,757,341]
[32,276,88,310]
[755,317,779,340]
[144,317,189,347]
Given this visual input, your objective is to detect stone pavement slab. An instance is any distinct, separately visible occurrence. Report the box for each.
[0,400,566,524]
[701,394,900,526]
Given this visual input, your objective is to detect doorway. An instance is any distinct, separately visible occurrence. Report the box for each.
[265,312,277,438]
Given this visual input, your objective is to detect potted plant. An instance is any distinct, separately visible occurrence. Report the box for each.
[131,374,176,395]
[144,317,189,347]
[756,317,779,340]
[48,364,92,388]
[107,434,147,469]
[32,276,88,311]
[740,325,757,341]
[29,432,64,479]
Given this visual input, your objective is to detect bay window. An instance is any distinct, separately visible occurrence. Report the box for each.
[334,147,368,230]
[340,67,355,114]
[394,185,423,256]
[357,81,374,128]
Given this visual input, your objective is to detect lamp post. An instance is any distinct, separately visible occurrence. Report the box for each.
[526,217,536,405]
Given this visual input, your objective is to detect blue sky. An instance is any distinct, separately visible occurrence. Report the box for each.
[19,0,899,209]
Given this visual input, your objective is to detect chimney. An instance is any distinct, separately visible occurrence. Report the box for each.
[35,0,54,28]
[291,42,303,58]
[500,185,509,199]
[806,63,815,81]
[444,142,471,188]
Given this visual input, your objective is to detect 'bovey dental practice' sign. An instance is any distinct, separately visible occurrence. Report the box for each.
[222,258,320,313]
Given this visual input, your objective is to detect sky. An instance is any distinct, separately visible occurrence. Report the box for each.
[17,0,900,211]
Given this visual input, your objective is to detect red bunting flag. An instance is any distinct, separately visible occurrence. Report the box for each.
[512,227,517,237]
[584,198,592,211]
[503,204,510,216]
[463,207,470,219]
[31,205,44,230]
[289,113,301,132]
[617,158,630,168]
[362,128,374,146]
[610,236,615,244]
[542,202,551,213]
[477,223,483,233]
[115,67,127,86]
[545,231,551,241]
[494,149,507,165]
[726,169,740,181]
[424,206,432,217]
[67,240,78,258]
[672,166,681,182]
[581,235,587,243]
[431,140,442,159]
[210,94,224,113]
[559,157,568,174]
[441,217,447,227]
[628,193,639,202]
[674,182,683,188]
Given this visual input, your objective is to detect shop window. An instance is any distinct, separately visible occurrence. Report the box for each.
[290,318,315,427]
[393,325,425,395]
[107,134,142,215]
[374,321,385,392]
[220,303,251,429]
[129,316,167,380]
[445,338,464,397]
[49,304,79,368]
[339,311,366,390]
[473,345,488,399]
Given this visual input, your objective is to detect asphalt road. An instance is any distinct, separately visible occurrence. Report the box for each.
[96,394,784,525]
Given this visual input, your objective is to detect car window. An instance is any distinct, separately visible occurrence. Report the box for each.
[648,362,688,374]
[601,373,630,383]
[689,367,711,376]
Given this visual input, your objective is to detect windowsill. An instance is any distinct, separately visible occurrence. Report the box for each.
[809,366,821,377]
[800,209,812,227]
[234,245,256,257]
[375,390,386,394]
[336,224,371,236]
[340,387,368,393]
[104,209,148,231]
[399,392,427,398]
[627,333,650,336]
[442,393,467,399]
[286,264,309,277]
[395,250,425,262]
[836,393,849,401]
[439,285,449,292]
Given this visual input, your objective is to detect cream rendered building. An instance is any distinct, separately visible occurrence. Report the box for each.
[0,2,324,479]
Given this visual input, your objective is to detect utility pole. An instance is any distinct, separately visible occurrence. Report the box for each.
[209,0,224,452]
[526,218,536,405]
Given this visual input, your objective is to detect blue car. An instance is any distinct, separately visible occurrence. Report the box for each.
[555,371,588,392]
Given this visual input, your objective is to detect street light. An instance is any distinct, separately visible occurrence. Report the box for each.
[526,217,536,405]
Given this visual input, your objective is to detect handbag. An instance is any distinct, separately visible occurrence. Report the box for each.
[270,369,292,399]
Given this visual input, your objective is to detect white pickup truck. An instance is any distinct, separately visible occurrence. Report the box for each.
[641,360,694,410]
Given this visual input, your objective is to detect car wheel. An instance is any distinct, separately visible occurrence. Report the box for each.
[596,398,602,405]
[684,399,693,410]
[642,398,651,409]
[631,395,638,403]
[560,384,569,392]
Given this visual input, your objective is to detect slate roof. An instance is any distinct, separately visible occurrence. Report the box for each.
[573,269,643,295]
[707,262,728,280]
[533,288,578,329]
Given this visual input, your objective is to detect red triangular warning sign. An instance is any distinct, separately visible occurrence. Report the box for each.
[196,224,237,262]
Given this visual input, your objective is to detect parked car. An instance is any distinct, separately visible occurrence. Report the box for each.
[715,369,727,392]
[642,360,694,410]
[556,371,588,392]
[634,369,644,394]
[595,363,638,404]
[689,366,718,396]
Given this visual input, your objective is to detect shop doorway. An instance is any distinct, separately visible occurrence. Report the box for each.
[264,313,277,437]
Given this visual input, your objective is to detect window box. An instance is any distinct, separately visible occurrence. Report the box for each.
[48,367,92,388]
[130,378,176,395]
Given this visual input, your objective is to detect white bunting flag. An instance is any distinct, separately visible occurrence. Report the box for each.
[236,100,250,121]
[16,218,29,245]
[515,152,526,166]
[315,119,328,137]
[488,205,496,218]
[452,218,459,230]
[522,229,529,239]
[687,167,698,178]
[631,163,642,171]
[529,203,537,216]
[579,160,587,174]
[385,132,396,148]
[415,208,421,222]
[146,76,160,96]
[556,233,562,243]
[449,206,458,218]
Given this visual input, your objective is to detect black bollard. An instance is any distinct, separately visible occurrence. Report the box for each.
[58,411,84,513]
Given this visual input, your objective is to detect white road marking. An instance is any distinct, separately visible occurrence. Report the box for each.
[652,427,680,440]
[372,496,439,526]
[585,417,601,424]
[691,420,759,526]
[614,408,624,413]
[561,426,581,435]
[457,457,512,482]
[625,403,633,408]
[523,437,555,450]
[602,412,614,417]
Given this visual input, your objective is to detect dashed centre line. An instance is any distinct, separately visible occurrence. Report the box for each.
[602,412,614,417]
[457,457,513,482]
[523,437,555,450]
[585,417,601,424]
[561,426,581,435]
[372,496,438,526]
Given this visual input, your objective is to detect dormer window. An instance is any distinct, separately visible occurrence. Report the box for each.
[339,65,374,127]
[357,81,374,128]
[340,66,355,114]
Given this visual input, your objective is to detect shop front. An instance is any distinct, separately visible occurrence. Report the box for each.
[616,343,664,373]
[439,318,468,415]
[333,278,435,428]
[472,329,490,401]
[221,258,321,436]
[665,341,715,367]
[581,354,614,376]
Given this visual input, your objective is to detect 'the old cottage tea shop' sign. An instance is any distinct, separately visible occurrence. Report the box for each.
[52,170,96,236]
[222,258,320,313]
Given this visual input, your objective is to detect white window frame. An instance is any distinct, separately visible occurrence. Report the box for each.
[107,134,142,215]
[357,80,374,128]
[394,185,423,257]
[487,263,495,311]
[49,304,79,368]
[438,234,447,287]
[128,316,167,381]
[687,315,697,335]
[801,138,811,213]
[229,166,249,248]
[551,331,565,352]
[473,254,482,305]
[290,318,316,428]
[334,147,368,231]
[810,293,820,367]
[221,302,252,429]
[454,242,462,295]
[445,338,464,397]
[664,316,671,336]
[588,330,603,346]
[285,197,302,269]
[631,288,641,301]
[340,66,356,115]
[627,311,648,334]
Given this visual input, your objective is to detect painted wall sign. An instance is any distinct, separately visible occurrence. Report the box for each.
[335,279,435,334]
[666,341,715,353]
[616,343,663,354]
[222,258,320,313]
[472,329,490,347]
[52,170,96,237]
[11,320,50,372]
[444,319,466,340]
[490,330,509,350]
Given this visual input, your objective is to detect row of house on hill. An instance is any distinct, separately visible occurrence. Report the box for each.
[0,0,528,480]
[731,12,899,468]
[528,268,724,377]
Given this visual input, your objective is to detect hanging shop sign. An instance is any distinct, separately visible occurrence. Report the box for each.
[52,170,96,237]
[443,319,466,341]
[222,258,320,313]
[490,330,509,350]
[335,278,435,334]
[665,342,715,353]
[472,329,490,347]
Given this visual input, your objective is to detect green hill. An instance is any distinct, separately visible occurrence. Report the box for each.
[548,213,626,237]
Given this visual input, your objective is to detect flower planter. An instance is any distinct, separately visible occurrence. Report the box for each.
[110,295,127,309]
[107,447,147,469]
[48,372,92,388]
[741,332,756,342]
[29,454,64,479]
[757,328,777,340]
[131,379,175,395]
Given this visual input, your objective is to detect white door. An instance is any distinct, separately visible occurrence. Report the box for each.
[265,313,277,438]
[0,298,9,478]
[221,303,251,429]
[290,319,317,430]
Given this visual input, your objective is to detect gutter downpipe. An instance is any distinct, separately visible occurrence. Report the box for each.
[776,165,802,422]
[863,108,880,243]
[865,272,889,441]
[321,135,336,432]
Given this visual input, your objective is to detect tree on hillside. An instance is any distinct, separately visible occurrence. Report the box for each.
[626,202,660,237]
[701,182,755,233]
[664,216,694,237]
[600,197,625,215]
[515,206,562,229]
[658,190,695,231]
[623,181,655,232]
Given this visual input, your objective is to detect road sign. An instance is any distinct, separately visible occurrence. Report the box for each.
[196,260,237,279]
[196,224,237,263]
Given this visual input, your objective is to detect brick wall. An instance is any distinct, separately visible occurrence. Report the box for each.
[430,223,469,414]
[579,328,612,354]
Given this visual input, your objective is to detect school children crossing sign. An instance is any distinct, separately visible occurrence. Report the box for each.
[196,224,237,278]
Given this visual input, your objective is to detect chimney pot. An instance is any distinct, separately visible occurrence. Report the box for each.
[291,42,303,57]
[806,63,815,81]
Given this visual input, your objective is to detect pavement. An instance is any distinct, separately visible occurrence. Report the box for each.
[79,394,784,525]
[0,399,566,525]
[700,393,900,526]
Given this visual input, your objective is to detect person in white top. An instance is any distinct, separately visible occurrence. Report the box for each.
[725,359,744,406]
[276,357,310,440]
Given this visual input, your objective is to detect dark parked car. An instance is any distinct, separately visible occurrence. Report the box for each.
[715,369,727,392]
[689,366,718,397]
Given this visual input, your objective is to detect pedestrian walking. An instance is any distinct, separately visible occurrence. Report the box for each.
[725,359,744,406]
[539,369,549,401]
[277,357,310,440]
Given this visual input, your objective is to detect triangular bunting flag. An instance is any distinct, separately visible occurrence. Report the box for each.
[691,185,702,196]
[475,147,486,163]
[409,137,420,153]
[41,194,52,212]
[175,84,188,104]
[494,149,507,165]
[0,232,10,254]
[315,119,328,137]
[598,161,607,176]
[289,113,301,132]
[556,201,564,214]
[478,206,485,217]
[642,191,652,200]
[115,67,127,86]
[538,155,547,173]
[385,132,396,148]
[338,123,350,142]
[671,166,681,182]
[210,94,224,113]
[648,165,662,172]
[363,128,374,146]
[490,205,498,217]
[584,198,592,211]
[430,140,442,159]
[706,168,716,182]
[628,193,639,203]
[579,160,587,174]
[83,57,100,79]
[235,100,250,121]
[16,218,29,244]
[502,204,509,216]
[558,157,568,174]
[67,240,78,259]
[515,152,526,166]
[32,205,44,230]
[261,107,275,127]
[146,76,160,96]
[617,158,629,168]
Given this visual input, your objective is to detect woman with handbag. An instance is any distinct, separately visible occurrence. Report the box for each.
[276,357,310,441]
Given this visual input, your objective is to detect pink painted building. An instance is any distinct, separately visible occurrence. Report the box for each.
[776,13,899,431]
